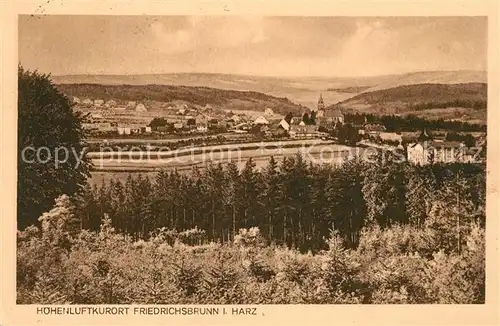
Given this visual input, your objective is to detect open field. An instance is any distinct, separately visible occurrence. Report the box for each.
[87,133,250,144]
[88,141,362,185]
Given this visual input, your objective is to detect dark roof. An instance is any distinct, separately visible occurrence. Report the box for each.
[324,108,344,118]
[410,141,464,148]
[429,141,464,148]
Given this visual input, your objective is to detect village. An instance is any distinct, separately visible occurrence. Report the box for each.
[75,93,344,139]
[74,93,485,166]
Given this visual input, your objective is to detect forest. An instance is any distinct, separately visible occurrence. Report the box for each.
[72,154,486,250]
[17,154,486,304]
[344,113,486,132]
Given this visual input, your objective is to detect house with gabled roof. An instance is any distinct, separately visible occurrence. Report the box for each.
[253,115,269,125]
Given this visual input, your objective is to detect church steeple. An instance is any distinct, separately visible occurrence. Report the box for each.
[317,93,325,111]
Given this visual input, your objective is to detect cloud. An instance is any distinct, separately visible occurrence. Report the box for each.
[149,16,268,54]
[149,21,194,53]
[334,20,394,76]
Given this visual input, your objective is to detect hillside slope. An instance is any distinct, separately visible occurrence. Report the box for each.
[55,83,308,115]
[52,70,486,110]
[331,83,487,123]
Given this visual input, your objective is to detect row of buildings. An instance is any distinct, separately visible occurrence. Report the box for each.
[73,97,149,112]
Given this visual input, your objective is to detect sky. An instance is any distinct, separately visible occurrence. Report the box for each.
[18,15,487,77]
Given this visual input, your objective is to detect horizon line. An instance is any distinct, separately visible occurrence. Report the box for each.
[48,69,487,80]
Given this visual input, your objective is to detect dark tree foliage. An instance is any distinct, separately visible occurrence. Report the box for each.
[343,113,486,132]
[18,66,91,229]
[337,124,362,145]
[74,157,485,252]
[445,132,476,147]
[309,110,317,125]
[302,113,310,125]
[148,117,169,128]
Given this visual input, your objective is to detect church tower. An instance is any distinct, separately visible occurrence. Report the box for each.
[317,93,325,118]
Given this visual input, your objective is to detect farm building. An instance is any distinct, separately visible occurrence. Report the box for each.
[135,103,147,112]
[82,122,112,131]
[289,125,320,139]
[379,132,403,143]
[253,115,269,125]
[117,123,144,135]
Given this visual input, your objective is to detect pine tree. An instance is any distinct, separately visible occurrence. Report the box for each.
[239,158,261,230]
[259,156,282,242]
[224,161,241,240]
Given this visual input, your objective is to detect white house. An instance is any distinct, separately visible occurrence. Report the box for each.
[117,127,131,135]
[253,115,269,125]
[135,103,147,112]
[278,119,290,131]
[289,125,319,139]
[407,141,465,165]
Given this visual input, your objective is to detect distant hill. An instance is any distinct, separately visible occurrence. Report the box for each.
[326,86,371,93]
[330,83,487,123]
[55,83,308,115]
[361,71,487,92]
[51,70,486,110]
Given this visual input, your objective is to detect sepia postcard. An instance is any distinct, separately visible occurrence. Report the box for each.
[1,0,499,325]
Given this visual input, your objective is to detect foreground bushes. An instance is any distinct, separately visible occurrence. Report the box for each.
[17,196,485,304]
